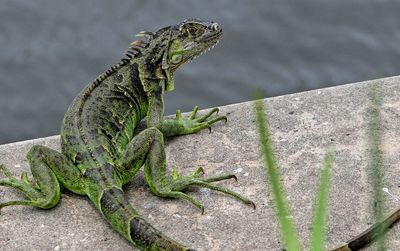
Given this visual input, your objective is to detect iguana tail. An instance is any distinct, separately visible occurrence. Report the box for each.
[96,187,195,251]
[331,207,400,251]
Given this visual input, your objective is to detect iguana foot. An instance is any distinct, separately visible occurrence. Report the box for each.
[0,163,59,210]
[160,106,227,137]
[173,171,254,209]
[152,168,255,212]
[188,106,227,123]
[172,166,204,180]
[0,145,84,212]
[181,106,227,133]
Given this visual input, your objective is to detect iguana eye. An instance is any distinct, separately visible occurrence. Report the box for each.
[171,54,182,64]
[182,24,205,38]
[187,27,197,36]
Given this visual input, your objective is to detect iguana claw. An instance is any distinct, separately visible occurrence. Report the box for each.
[163,168,254,211]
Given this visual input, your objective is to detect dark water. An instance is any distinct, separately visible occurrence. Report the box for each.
[1,0,400,144]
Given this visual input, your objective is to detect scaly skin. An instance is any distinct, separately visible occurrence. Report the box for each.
[0,19,255,250]
[1,19,399,250]
[330,207,400,250]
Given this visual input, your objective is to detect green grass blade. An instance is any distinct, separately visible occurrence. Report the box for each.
[310,150,333,251]
[254,97,302,251]
[367,83,386,249]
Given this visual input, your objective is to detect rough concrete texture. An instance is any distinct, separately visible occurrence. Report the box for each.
[1,77,400,251]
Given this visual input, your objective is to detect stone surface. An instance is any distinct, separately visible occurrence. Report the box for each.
[1,77,400,250]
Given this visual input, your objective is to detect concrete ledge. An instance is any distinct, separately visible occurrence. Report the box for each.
[1,77,400,250]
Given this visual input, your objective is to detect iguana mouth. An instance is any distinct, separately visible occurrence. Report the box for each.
[189,30,222,61]
[200,32,222,44]
[200,23,222,43]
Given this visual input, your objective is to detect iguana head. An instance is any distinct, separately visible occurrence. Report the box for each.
[165,19,222,70]
[130,19,222,91]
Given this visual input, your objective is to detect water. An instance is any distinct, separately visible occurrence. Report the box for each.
[1,0,400,144]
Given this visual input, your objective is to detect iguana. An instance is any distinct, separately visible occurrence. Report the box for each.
[0,19,254,250]
[1,19,400,251]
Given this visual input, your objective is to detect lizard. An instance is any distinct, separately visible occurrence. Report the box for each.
[1,18,400,251]
[0,18,255,250]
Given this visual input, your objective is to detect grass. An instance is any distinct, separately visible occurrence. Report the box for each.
[254,95,333,251]
[310,150,333,251]
[253,83,388,250]
[254,95,302,251]
[366,83,386,250]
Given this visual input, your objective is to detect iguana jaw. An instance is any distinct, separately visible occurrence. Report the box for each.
[187,31,222,61]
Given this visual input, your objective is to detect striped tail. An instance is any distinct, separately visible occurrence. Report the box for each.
[97,187,195,251]
[331,207,400,251]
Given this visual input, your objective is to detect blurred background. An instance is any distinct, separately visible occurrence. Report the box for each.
[1,0,400,144]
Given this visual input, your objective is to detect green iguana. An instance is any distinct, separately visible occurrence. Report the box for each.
[1,19,400,251]
[0,19,254,250]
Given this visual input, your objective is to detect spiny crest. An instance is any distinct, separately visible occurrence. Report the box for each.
[93,31,155,84]
[124,31,154,59]
[93,59,129,85]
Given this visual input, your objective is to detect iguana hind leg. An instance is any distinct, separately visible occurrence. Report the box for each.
[0,145,84,210]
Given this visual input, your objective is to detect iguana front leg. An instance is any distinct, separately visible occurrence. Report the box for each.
[119,83,255,211]
[118,125,254,211]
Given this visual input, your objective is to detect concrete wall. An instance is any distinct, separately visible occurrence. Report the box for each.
[1,77,400,250]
